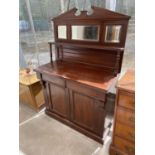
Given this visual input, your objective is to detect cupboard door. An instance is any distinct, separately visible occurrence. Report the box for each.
[70,91,105,136]
[46,82,69,119]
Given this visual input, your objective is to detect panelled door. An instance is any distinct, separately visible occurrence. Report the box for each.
[68,82,106,136]
[45,81,70,119]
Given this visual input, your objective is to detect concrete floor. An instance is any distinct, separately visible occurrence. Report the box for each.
[19,103,112,155]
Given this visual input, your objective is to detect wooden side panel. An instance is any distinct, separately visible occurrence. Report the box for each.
[116,107,135,126]
[118,91,135,110]
[19,84,36,108]
[31,82,44,107]
[110,70,135,155]
[114,136,135,155]
[110,146,125,155]
[115,122,135,142]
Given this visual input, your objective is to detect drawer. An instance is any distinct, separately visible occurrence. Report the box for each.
[67,81,105,102]
[115,122,135,142]
[42,74,65,87]
[110,146,126,155]
[116,107,135,126]
[118,91,135,110]
[114,136,135,155]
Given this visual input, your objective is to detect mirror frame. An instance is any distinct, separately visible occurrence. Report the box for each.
[57,25,67,40]
[55,21,127,47]
[104,25,122,43]
[102,22,127,46]
[71,25,100,42]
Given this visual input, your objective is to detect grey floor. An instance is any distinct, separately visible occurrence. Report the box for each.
[19,103,112,155]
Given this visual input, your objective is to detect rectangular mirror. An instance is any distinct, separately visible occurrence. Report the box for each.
[72,25,99,41]
[105,25,122,43]
[58,25,67,39]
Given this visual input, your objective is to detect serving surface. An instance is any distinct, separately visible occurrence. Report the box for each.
[35,60,117,91]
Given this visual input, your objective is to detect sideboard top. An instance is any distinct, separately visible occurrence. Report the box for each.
[35,60,117,92]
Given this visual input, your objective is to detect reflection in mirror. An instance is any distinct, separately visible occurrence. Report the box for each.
[58,25,67,39]
[105,25,122,43]
[72,25,99,41]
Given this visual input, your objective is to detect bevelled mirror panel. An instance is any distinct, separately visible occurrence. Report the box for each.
[58,25,67,39]
[105,25,122,43]
[72,25,99,41]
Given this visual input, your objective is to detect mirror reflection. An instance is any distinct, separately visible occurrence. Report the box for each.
[58,25,67,39]
[72,25,99,41]
[105,25,122,43]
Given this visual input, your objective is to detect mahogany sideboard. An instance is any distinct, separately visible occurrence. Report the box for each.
[35,6,130,143]
[110,70,135,154]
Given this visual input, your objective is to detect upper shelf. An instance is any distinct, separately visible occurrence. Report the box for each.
[48,41,124,51]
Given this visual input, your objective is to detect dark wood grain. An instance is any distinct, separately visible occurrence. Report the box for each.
[35,7,130,143]
[35,60,117,91]
[110,70,135,154]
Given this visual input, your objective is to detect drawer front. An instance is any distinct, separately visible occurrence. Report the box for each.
[67,81,106,102]
[118,91,135,110]
[114,136,135,155]
[115,122,135,142]
[110,146,126,155]
[116,107,135,126]
[42,74,65,87]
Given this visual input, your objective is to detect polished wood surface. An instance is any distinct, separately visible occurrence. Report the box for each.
[35,7,130,143]
[51,6,130,74]
[115,122,134,142]
[110,70,135,155]
[35,60,117,91]
[114,136,135,155]
[116,107,135,127]
[48,42,124,74]
[110,147,125,155]
[53,6,130,48]
[118,91,135,110]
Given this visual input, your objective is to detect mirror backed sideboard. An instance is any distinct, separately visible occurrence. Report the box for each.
[35,6,130,144]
